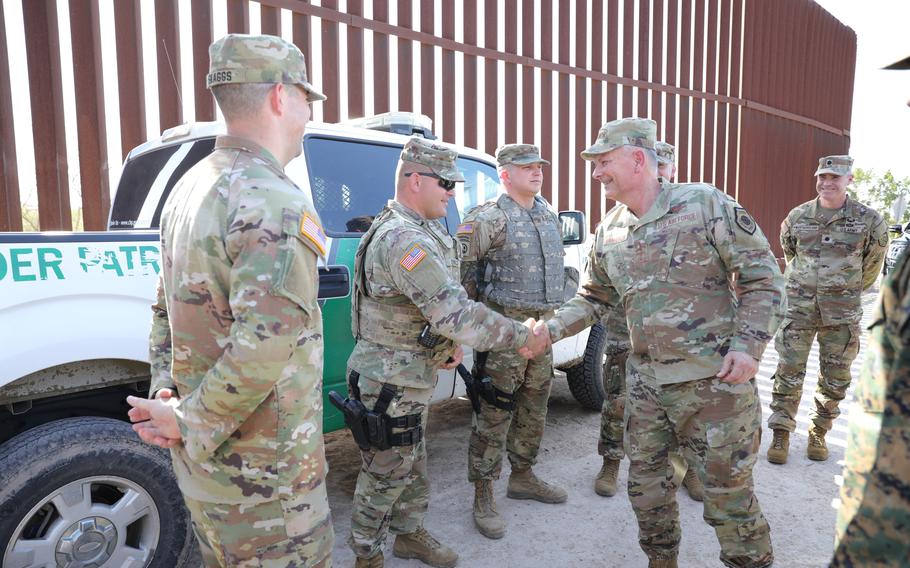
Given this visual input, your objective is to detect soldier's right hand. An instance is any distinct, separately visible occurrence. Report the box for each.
[518,318,551,358]
[126,395,183,449]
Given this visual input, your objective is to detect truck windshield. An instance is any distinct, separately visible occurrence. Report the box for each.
[302,136,501,237]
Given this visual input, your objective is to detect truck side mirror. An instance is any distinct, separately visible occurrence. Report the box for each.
[559,210,586,245]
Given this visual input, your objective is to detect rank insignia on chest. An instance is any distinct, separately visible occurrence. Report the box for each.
[400,244,428,271]
[734,207,756,235]
[456,222,474,234]
[300,213,328,257]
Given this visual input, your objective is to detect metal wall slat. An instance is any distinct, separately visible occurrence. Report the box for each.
[114,0,146,162]
[0,1,21,231]
[397,0,413,111]
[677,0,692,181]
[637,0,649,114]
[606,0,618,122]
[462,0,478,148]
[69,0,109,231]
[590,0,604,229]
[321,0,340,122]
[261,4,281,35]
[347,0,365,119]
[703,0,717,185]
[420,0,435,127]
[691,0,704,181]
[621,0,633,117]
[227,0,249,33]
[540,0,553,202]
[557,0,570,209]
[574,0,587,210]
[292,8,312,78]
[521,0,535,145]
[441,1,456,142]
[23,0,70,230]
[503,0,518,143]
[650,0,664,128]
[728,0,743,197]
[483,0,498,156]
[372,1,390,114]
[191,1,215,122]
[665,0,678,148]
[154,0,182,132]
[714,0,731,190]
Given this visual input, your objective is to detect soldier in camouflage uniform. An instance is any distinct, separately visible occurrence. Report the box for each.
[594,142,704,503]
[536,118,784,568]
[347,138,547,568]
[126,35,332,567]
[766,156,887,464]
[830,52,910,567]
[457,144,567,540]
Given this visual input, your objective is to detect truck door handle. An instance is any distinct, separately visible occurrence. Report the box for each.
[318,265,350,299]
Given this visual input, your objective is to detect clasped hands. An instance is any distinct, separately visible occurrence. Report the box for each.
[518,318,551,359]
[126,388,183,449]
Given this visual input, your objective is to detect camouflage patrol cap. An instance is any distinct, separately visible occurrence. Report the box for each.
[814,155,853,176]
[581,117,656,160]
[496,144,550,167]
[655,141,676,165]
[400,137,465,182]
[207,34,327,102]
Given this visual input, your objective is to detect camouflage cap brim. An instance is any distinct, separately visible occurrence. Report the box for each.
[507,156,551,166]
[431,164,466,182]
[656,155,673,166]
[300,80,327,102]
[580,142,623,161]
[814,166,852,176]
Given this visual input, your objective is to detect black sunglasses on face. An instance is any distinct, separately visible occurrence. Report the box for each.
[404,172,457,191]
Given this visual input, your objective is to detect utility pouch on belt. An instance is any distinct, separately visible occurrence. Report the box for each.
[456,362,515,414]
[417,323,445,348]
[329,371,423,451]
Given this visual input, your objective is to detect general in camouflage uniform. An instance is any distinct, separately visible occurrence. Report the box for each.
[830,51,910,568]
[766,155,887,464]
[347,138,544,568]
[130,34,333,567]
[458,144,568,540]
[543,118,785,568]
[594,141,704,503]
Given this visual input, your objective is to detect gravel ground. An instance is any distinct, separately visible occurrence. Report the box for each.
[321,291,878,568]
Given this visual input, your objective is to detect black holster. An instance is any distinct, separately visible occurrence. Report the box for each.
[329,371,423,451]
[457,360,515,414]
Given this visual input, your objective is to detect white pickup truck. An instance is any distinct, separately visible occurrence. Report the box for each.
[0,114,608,568]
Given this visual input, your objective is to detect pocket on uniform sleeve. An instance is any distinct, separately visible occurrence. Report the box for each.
[272,209,319,316]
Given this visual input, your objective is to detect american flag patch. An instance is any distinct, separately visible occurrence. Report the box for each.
[300,213,327,258]
[456,222,474,234]
[400,244,428,271]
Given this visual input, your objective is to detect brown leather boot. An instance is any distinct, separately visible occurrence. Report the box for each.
[354,553,384,568]
[393,526,458,568]
[766,429,789,464]
[807,426,829,461]
[594,457,621,497]
[473,480,506,539]
[682,467,704,501]
[507,467,568,503]
[648,557,678,568]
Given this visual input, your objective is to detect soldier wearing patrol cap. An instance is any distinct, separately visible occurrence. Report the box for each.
[832,52,910,567]
[346,137,548,568]
[457,143,567,539]
[593,140,705,504]
[530,117,784,568]
[766,155,887,465]
[126,34,332,567]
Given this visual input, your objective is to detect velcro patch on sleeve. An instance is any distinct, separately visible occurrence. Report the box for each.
[300,212,328,258]
[734,207,757,235]
[400,244,428,271]
[456,222,474,235]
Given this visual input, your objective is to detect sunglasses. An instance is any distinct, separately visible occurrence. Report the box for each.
[404,172,457,191]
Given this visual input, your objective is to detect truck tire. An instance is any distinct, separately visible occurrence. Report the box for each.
[564,323,607,410]
[0,417,196,568]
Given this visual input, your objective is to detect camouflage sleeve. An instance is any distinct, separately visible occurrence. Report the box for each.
[546,223,621,342]
[174,197,321,463]
[457,206,503,301]
[861,214,888,290]
[385,229,529,351]
[710,197,786,359]
[148,274,175,397]
[780,214,796,264]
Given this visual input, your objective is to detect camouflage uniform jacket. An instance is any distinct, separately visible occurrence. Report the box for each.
[547,182,786,384]
[780,196,887,326]
[149,136,330,506]
[347,200,529,389]
[458,193,564,309]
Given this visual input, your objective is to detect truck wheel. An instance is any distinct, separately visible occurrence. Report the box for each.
[564,323,607,410]
[0,417,196,568]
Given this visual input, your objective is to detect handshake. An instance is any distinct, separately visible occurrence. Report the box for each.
[518,318,551,359]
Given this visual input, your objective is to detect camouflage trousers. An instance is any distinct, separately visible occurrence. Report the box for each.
[468,306,554,481]
[768,319,860,433]
[349,377,432,559]
[599,347,687,485]
[626,365,772,567]
[183,495,333,568]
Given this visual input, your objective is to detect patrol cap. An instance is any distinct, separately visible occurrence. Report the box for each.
[655,141,676,166]
[581,117,656,160]
[207,34,327,102]
[814,155,853,176]
[496,144,550,167]
[400,137,465,182]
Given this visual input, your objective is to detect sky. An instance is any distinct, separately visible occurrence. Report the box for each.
[813,0,910,179]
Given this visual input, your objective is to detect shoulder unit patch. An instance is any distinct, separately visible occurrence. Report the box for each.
[734,207,756,235]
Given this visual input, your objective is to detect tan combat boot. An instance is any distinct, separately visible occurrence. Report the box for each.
[648,557,679,568]
[766,429,789,464]
[807,426,829,461]
[473,480,506,539]
[393,526,458,568]
[507,466,568,503]
[354,553,384,568]
[682,467,704,502]
[594,457,621,497]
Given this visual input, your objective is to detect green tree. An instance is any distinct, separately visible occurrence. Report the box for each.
[850,168,910,226]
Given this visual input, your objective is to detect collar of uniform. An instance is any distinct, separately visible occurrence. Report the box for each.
[387,199,427,224]
[631,183,673,229]
[214,135,282,170]
[810,194,852,224]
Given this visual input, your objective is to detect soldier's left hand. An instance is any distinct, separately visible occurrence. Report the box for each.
[127,395,183,448]
[716,351,759,384]
[440,346,464,370]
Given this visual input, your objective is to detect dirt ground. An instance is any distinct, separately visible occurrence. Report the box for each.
[322,293,877,568]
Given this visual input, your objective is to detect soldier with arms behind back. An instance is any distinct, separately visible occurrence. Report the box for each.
[346,138,547,568]
[125,34,333,567]
[766,155,887,464]
[458,144,568,540]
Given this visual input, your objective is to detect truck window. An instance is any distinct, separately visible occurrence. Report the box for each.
[302,136,501,237]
